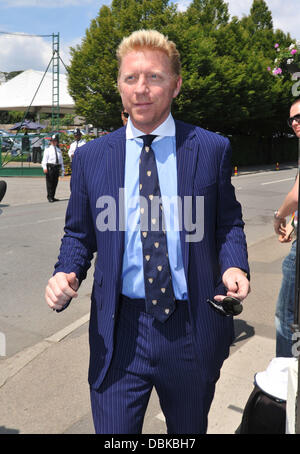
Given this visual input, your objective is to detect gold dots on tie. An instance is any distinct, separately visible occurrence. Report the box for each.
[164,308,170,315]
[149,195,154,201]
[157,265,162,271]
[148,278,154,284]
[152,218,156,225]
[145,146,150,153]
[147,171,151,177]
[152,299,158,305]
[140,183,142,190]
[142,231,147,238]
[161,288,166,293]
[154,242,159,248]
[145,255,150,261]
[139,158,141,165]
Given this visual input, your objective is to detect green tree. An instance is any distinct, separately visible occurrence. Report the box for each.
[249,0,273,31]
[67,0,296,138]
[185,0,229,28]
[173,0,295,137]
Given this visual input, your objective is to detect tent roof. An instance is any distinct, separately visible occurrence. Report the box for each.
[0,69,75,114]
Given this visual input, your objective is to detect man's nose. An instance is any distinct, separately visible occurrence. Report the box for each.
[135,75,149,94]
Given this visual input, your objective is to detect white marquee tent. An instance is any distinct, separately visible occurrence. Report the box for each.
[0,69,75,115]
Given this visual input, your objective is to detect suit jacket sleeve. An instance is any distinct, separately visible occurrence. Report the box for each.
[53,151,97,283]
[216,139,249,278]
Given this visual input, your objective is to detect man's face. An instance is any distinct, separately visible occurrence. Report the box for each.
[118,48,182,134]
[290,102,300,138]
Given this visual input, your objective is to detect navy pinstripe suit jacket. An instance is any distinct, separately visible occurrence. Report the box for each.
[54,120,249,390]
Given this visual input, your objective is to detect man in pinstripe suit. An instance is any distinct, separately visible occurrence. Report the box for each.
[45,30,250,434]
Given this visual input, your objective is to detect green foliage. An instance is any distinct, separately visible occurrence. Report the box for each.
[60,114,76,127]
[58,132,95,176]
[0,110,30,124]
[249,0,273,30]
[67,0,297,137]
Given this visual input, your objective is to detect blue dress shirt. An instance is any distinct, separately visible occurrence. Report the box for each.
[121,114,188,300]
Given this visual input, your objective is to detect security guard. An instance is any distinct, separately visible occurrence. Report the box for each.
[41,135,64,202]
[68,128,86,161]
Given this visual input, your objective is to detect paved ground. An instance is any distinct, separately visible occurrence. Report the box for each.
[0,171,295,434]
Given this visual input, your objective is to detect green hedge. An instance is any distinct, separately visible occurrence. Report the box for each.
[230,135,298,167]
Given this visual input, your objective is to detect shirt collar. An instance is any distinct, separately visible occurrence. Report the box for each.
[126,113,175,141]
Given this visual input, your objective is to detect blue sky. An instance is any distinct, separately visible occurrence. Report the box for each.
[0,0,299,73]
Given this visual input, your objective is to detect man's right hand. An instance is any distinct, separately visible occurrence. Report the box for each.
[45,272,79,311]
[274,216,286,235]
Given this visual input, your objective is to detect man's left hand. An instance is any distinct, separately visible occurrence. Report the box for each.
[214,267,250,302]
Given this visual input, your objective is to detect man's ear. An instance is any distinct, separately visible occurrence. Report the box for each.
[173,76,182,99]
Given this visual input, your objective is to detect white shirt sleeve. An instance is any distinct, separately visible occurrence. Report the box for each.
[41,147,49,170]
[68,142,76,159]
[58,147,64,175]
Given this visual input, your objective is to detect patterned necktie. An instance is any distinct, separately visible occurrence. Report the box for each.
[139,134,176,322]
[54,146,59,164]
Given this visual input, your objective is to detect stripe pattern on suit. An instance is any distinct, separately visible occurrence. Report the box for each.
[53,120,249,432]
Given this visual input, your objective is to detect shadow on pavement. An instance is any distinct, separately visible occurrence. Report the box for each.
[0,425,19,434]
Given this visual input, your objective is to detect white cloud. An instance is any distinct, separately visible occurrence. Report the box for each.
[175,0,192,12]
[264,0,300,39]
[0,30,83,73]
[0,34,58,72]
[0,0,93,7]
[226,0,252,18]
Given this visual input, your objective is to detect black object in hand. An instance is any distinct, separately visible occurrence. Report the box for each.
[207,296,243,316]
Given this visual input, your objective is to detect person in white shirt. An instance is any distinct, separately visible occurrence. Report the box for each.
[68,129,86,161]
[42,135,64,202]
[32,131,44,163]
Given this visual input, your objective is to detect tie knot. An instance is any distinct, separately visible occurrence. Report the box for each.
[139,135,157,148]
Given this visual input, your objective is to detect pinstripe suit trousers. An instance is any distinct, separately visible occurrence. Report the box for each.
[90,296,217,434]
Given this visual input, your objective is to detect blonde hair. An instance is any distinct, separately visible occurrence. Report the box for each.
[117,29,181,77]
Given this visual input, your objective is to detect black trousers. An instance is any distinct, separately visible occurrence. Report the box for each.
[32,147,42,163]
[0,180,7,203]
[46,164,60,200]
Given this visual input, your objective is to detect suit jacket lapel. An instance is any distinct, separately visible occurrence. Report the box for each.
[175,120,198,277]
[106,127,126,275]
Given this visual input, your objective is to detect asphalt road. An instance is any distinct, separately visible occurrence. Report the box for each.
[0,177,94,357]
[234,167,298,246]
[0,166,298,358]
